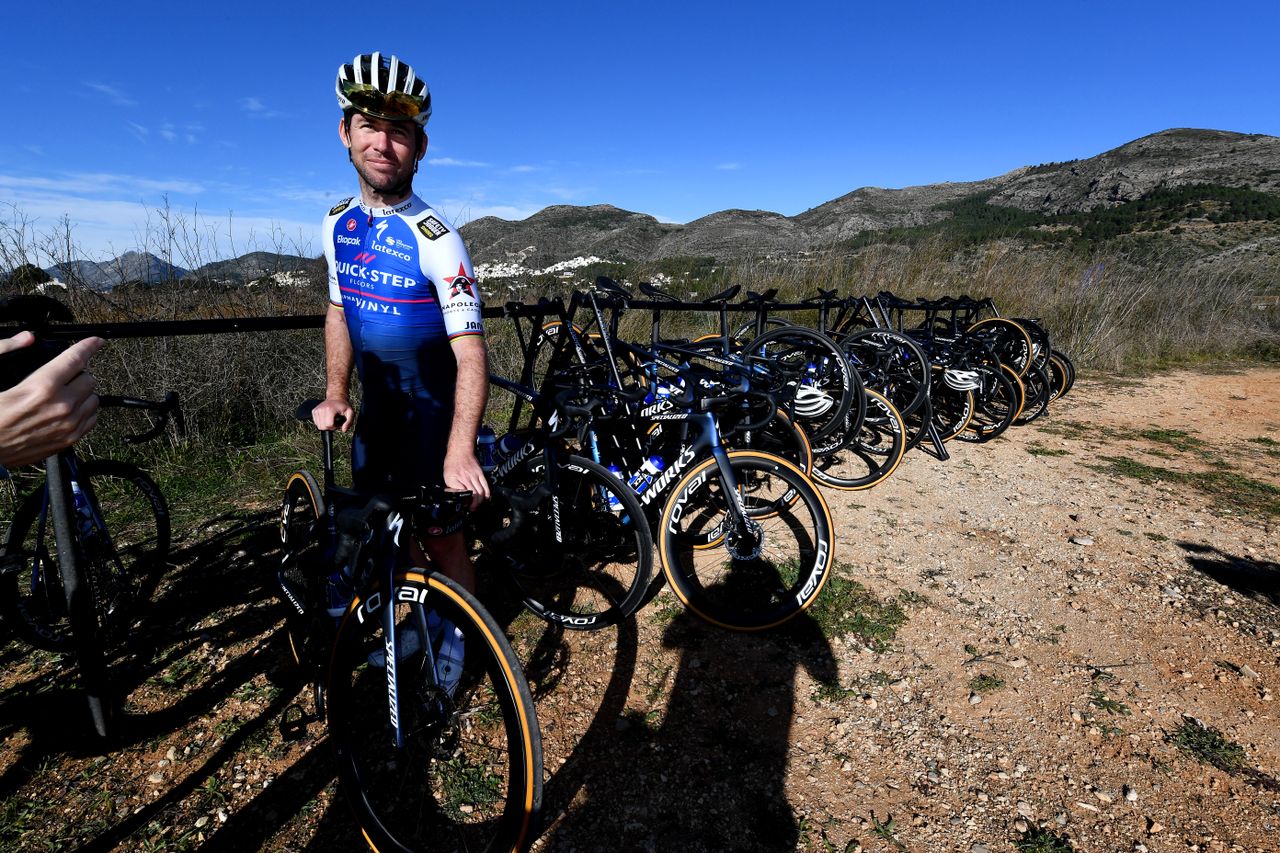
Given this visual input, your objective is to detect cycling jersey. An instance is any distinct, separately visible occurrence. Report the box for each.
[321,195,484,492]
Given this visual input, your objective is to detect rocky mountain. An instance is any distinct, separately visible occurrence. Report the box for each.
[461,128,1280,267]
[460,204,678,271]
[38,251,315,290]
[44,251,189,290]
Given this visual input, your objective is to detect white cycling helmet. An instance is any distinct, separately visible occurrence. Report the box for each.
[336,52,432,127]
[943,368,982,391]
[792,384,836,417]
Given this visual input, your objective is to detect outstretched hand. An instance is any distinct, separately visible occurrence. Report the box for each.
[0,334,105,467]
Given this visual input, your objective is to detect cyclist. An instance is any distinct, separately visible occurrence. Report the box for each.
[0,332,103,469]
[310,52,488,682]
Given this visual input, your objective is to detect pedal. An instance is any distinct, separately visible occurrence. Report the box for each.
[279,702,312,741]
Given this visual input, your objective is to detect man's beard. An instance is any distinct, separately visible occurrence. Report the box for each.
[352,154,415,199]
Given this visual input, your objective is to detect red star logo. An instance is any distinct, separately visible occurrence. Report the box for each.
[444,263,475,298]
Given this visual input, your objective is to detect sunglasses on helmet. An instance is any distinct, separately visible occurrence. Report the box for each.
[340,81,425,121]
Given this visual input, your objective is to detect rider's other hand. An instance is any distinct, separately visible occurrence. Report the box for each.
[443,450,490,511]
[312,398,354,432]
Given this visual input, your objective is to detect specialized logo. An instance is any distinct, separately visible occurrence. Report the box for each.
[329,197,353,216]
[416,215,450,240]
[345,218,358,232]
[444,263,476,298]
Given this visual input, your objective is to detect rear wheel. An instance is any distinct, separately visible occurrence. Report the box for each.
[328,571,542,853]
[810,389,906,490]
[1050,349,1076,398]
[482,454,653,629]
[1014,362,1052,425]
[957,366,1018,442]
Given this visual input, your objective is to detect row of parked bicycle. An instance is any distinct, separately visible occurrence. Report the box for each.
[464,278,1077,636]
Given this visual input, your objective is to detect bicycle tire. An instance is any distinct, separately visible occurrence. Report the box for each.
[657,450,834,631]
[810,388,906,491]
[1014,361,1052,425]
[483,453,653,629]
[327,570,542,853]
[0,460,169,652]
[956,365,1018,443]
[278,469,328,667]
[742,326,856,443]
[840,328,931,419]
[965,318,1033,377]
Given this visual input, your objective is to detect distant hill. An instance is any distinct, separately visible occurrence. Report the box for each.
[461,128,1280,269]
[40,251,314,290]
[45,251,189,290]
[189,251,313,284]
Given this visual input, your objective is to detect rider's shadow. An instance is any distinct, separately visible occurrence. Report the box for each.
[544,596,838,852]
[653,607,837,850]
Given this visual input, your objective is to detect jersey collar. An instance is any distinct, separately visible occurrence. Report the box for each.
[357,194,427,218]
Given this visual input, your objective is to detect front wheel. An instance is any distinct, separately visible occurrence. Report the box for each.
[0,460,169,651]
[278,469,328,668]
[327,570,543,853]
[658,450,834,631]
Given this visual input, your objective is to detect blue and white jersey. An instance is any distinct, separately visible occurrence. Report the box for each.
[322,194,483,357]
[321,195,484,491]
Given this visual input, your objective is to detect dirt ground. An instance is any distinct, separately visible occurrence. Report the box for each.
[0,367,1277,852]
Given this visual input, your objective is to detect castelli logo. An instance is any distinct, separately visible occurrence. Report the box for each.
[345,218,357,232]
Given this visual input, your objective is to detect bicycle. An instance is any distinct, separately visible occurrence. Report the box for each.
[541,327,837,631]
[278,402,543,852]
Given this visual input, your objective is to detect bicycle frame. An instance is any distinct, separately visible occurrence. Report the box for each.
[287,410,469,750]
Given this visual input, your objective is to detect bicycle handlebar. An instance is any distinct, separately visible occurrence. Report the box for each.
[97,391,184,444]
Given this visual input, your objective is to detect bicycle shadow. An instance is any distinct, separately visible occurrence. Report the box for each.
[536,601,839,851]
[1179,541,1280,606]
[0,505,361,850]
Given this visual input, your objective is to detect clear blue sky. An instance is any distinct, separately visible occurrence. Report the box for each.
[5,0,1278,264]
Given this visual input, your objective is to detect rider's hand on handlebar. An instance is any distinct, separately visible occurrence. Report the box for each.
[311,398,354,432]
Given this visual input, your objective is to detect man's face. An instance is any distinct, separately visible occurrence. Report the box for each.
[339,112,426,197]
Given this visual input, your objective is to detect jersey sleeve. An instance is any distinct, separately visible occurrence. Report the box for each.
[417,216,484,340]
[322,199,353,308]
